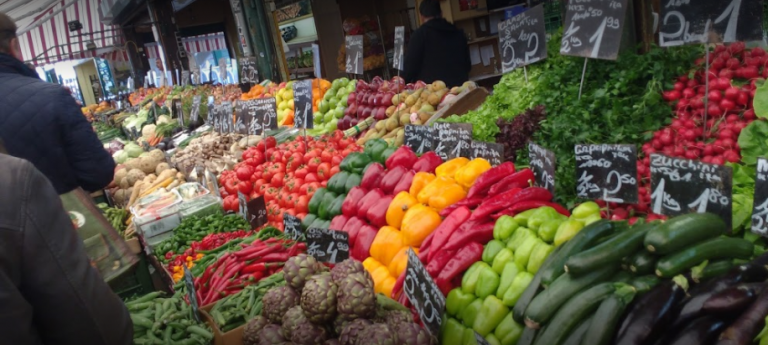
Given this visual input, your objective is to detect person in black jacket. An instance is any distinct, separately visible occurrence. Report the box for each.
[0,13,115,195]
[403,0,471,87]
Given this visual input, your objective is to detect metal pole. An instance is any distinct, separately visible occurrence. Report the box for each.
[578,58,589,100]
[703,47,710,141]
[524,65,529,83]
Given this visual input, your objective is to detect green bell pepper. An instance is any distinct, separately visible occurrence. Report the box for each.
[301,213,317,230]
[491,248,514,274]
[462,262,489,295]
[317,191,338,220]
[447,288,477,317]
[582,213,603,225]
[381,147,397,162]
[506,227,536,251]
[482,240,505,264]
[494,216,519,242]
[344,173,362,193]
[462,328,479,345]
[553,219,585,247]
[327,171,350,194]
[475,265,500,299]
[459,298,483,326]
[308,188,327,215]
[494,312,524,345]
[327,194,345,219]
[526,241,554,273]
[496,262,521,299]
[308,218,330,230]
[527,207,563,231]
[571,201,600,220]
[442,318,466,345]
[538,218,564,243]
[513,236,542,270]
[473,296,509,336]
[486,334,502,345]
[340,152,372,174]
[512,208,538,228]
[364,138,389,164]
[501,271,534,306]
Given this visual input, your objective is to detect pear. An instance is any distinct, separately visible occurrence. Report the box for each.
[375,120,386,131]
[405,95,418,107]
[385,116,399,132]
[395,129,405,146]
[432,80,447,91]
[399,112,411,126]
[418,111,433,123]
[386,105,396,117]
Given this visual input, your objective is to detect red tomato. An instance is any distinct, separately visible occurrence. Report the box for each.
[249,191,261,200]
[236,165,254,181]
[284,208,297,217]
[237,180,252,195]
[223,195,239,212]
[317,163,332,180]
[295,195,309,213]
[223,179,238,195]
[341,149,352,157]
[306,157,322,172]
[253,179,267,192]
[270,150,284,164]
[320,151,333,163]
[265,136,277,149]
[286,152,304,171]
[294,166,308,179]
[271,172,285,188]
[321,180,327,187]
[265,187,279,203]
[331,155,343,166]
[329,165,340,177]
[305,172,319,183]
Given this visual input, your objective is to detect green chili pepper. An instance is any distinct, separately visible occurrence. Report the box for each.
[553,219,585,247]
[526,241,554,274]
[527,207,563,231]
[459,298,483,326]
[513,236,542,270]
[506,227,536,251]
[512,208,538,228]
[462,262,490,295]
[571,201,600,220]
[442,317,466,345]
[501,271,534,306]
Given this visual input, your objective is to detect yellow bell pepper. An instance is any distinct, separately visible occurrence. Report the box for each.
[436,157,470,179]
[388,247,418,277]
[380,275,396,297]
[363,257,384,272]
[371,265,394,294]
[429,182,467,211]
[417,176,456,205]
[455,158,492,188]
[387,192,419,228]
[370,226,406,266]
[409,172,436,198]
[401,204,442,246]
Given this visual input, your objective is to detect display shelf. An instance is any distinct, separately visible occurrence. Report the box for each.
[468,35,498,45]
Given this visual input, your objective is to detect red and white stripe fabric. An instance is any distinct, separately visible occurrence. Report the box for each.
[15,0,121,65]
[144,32,227,60]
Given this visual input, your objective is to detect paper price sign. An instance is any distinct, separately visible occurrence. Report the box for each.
[529,142,556,194]
[283,214,303,241]
[293,80,314,129]
[183,266,202,322]
[650,154,733,228]
[404,125,434,155]
[560,0,629,60]
[306,228,349,264]
[247,195,268,229]
[659,0,763,47]
[498,4,547,73]
[433,123,472,161]
[248,97,278,135]
[575,144,638,204]
[345,35,364,75]
[752,158,768,236]
[404,248,445,337]
[471,141,505,166]
[393,26,405,70]
[237,191,249,220]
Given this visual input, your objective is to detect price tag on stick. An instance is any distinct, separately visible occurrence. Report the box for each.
[471,141,505,166]
[751,158,768,236]
[650,154,733,229]
[529,142,556,194]
[560,0,629,60]
[404,125,434,155]
[345,35,364,75]
[393,26,405,71]
[235,100,256,135]
[659,0,763,47]
[293,80,314,129]
[575,144,638,204]
[247,196,268,229]
[174,99,184,127]
[404,248,445,337]
[183,266,202,322]
[283,214,304,240]
[498,4,548,73]
[306,228,350,263]
[434,123,472,161]
[248,98,278,135]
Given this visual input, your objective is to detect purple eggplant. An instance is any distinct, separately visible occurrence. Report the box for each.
[615,278,688,345]
[716,289,768,345]
[702,283,764,315]
[666,316,727,345]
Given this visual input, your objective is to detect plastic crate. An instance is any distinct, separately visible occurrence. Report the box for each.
[112,254,154,299]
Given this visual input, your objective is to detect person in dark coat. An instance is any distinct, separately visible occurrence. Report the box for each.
[0,13,115,195]
[403,0,471,88]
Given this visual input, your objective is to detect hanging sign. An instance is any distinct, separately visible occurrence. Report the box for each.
[752,158,768,236]
[404,125,434,155]
[650,154,733,228]
[248,98,279,135]
[498,4,548,73]
[575,144,638,204]
[470,141,505,166]
[345,35,364,75]
[529,142,556,194]
[560,0,629,60]
[293,80,314,129]
[393,26,405,71]
[404,248,445,337]
[659,0,764,47]
[306,228,350,264]
[433,123,472,161]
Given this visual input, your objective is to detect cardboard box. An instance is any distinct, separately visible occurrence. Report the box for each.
[202,303,245,345]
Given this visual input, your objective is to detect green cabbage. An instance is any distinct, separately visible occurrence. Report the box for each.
[112,150,129,164]
[123,142,143,158]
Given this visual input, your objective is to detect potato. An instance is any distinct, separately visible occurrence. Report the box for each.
[155,162,171,175]
[113,189,129,205]
[118,177,130,189]
[137,157,157,174]
[114,168,128,184]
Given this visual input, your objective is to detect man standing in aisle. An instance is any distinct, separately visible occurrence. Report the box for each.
[0,153,133,344]
[0,13,115,194]
[403,0,471,88]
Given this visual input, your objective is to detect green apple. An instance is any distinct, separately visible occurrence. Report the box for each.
[341,95,348,107]
[339,77,349,86]
[324,111,335,123]
[314,112,324,124]
[333,107,344,119]
[329,97,340,106]
[319,100,330,113]
[346,83,355,93]
[336,88,348,98]
[327,118,338,131]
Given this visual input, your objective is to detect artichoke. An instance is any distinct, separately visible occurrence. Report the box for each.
[356,323,395,345]
[285,254,324,292]
[332,314,355,336]
[324,340,340,345]
[339,319,372,345]
[383,310,412,330]
[330,259,365,283]
[291,318,329,345]
[282,306,309,339]
[243,316,270,345]
[336,272,375,319]
[301,273,339,324]
[392,322,435,345]
[258,324,287,345]
[263,286,300,324]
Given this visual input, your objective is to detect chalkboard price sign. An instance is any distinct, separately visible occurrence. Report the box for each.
[659,0,763,47]
[239,57,259,84]
[560,0,630,60]
[498,4,547,73]
[293,80,314,129]
[248,97,278,135]
[650,154,733,228]
[345,35,364,75]
[283,214,303,241]
[529,142,556,194]
[471,141,505,166]
[393,26,405,71]
[475,332,491,345]
[306,228,350,263]
[190,96,201,123]
[235,99,255,135]
[247,195,268,229]
[752,158,768,236]
[404,248,445,337]
[575,144,638,204]
[183,266,202,322]
[220,102,233,133]
[433,123,472,161]
[404,125,434,154]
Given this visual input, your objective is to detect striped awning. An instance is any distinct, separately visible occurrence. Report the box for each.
[144,33,227,61]
[7,0,121,65]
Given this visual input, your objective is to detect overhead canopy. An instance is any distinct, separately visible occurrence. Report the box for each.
[144,33,227,62]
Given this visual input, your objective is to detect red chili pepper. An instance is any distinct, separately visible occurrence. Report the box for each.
[491,200,571,219]
[391,272,406,300]
[261,252,291,262]
[356,188,386,219]
[438,197,484,217]
[487,169,535,196]
[427,250,454,277]
[242,262,284,274]
[467,162,516,198]
[420,231,435,252]
[435,242,483,296]
[471,186,552,222]
[442,221,495,251]
[428,206,471,263]
[380,166,407,195]
[418,247,429,264]
[366,194,394,227]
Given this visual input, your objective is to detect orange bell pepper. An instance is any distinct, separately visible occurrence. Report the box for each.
[435,157,470,179]
[417,176,456,205]
[401,204,442,247]
[409,172,436,197]
[370,226,406,266]
[429,182,467,211]
[387,192,419,228]
[388,247,418,277]
[454,158,492,188]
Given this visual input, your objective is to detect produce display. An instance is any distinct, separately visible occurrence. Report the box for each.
[313,78,357,134]
[169,131,258,177]
[126,292,213,345]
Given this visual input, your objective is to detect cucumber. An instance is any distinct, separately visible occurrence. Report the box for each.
[565,222,656,276]
[656,237,754,278]
[629,275,661,293]
[511,246,564,323]
[561,316,593,345]
[539,219,617,287]
[692,259,734,284]
[644,213,726,255]
[532,282,619,345]
[524,265,617,328]
[629,250,658,275]
[580,286,636,345]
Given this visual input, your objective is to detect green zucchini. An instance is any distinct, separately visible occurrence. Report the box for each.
[561,316,593,345]
[628,250,657,275]
[579,285,636,345]
[532,282,619,345]
[655,237,753,278]
[539,219,617,286]
[512,246,564,323]
[524,265,617,328]
[517,327,538,345]
[644,213,726,255]
[612,270,633,283]
[565,222,656,276]
[629,275,661,293]
[692,259,734,283]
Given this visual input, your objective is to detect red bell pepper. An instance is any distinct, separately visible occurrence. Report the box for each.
[356,188,386,219]
[435,242,484,296]
[467,162,516,198]
[428,206,471,263]
[385,146,418,170]
[366,194,394,227]
[380,166,407,195]
[341,186,367,217]
[471,187,553,221]
[487,169,535,196]
[361,163,385,190]
[342,216,365,246]
[330,214,350,230]
[392,170,415,195]
[442,220,495,251]
[352,224,378,261]
[438,196,484,217]
[491,200,571,219]
[412,151,443,173]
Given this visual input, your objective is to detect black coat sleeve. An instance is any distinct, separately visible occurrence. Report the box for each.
[403,29,426,84]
